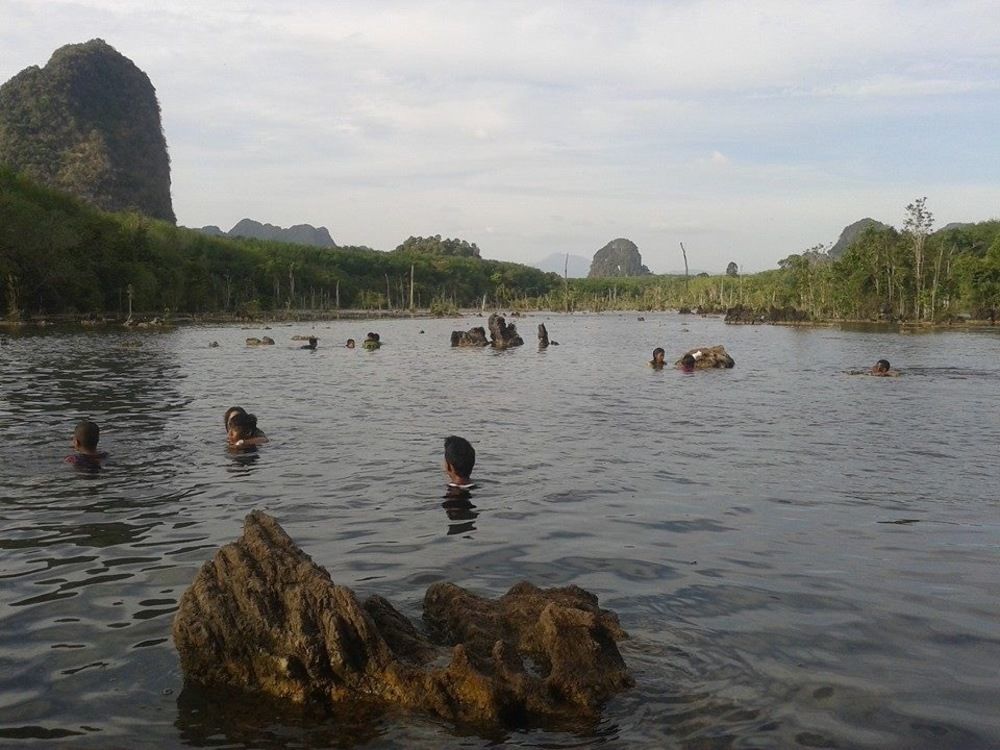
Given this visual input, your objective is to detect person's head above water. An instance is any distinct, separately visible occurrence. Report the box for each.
[651,347,665,366]
[444,435,476,485]
[874,359,891,373]
[345,338,355,348]
[227,412,258,443]
[73,420,101,453]
[224,406,247,429]
[681,353,696,371]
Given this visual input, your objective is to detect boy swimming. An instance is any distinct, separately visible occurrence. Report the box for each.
[65,420,107,466]
[444,435,476,491]
[225,407,268,446]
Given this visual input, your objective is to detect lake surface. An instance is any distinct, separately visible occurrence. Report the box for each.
[0,313,998,749]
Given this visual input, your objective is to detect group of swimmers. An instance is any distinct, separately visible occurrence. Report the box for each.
[298,332,383,351]
[65,410,478,501]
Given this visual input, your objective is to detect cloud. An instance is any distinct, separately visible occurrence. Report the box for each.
[2,0,999,269]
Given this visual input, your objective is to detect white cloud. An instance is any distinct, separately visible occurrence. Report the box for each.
[2,0,999,269]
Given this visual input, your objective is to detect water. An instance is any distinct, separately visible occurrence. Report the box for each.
[0,313,998,749]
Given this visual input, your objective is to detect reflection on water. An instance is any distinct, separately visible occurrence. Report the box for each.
[0,317,998,748]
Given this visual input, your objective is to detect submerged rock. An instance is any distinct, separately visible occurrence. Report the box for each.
[488,313,524,349]
[676,345,735,369]
[450,326,489,347]
[172,512,631,725]
[724,305,809,324]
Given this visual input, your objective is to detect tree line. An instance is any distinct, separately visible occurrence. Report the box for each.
[2,170,997,322]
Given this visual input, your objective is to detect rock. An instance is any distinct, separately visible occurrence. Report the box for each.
[488,313,524,349]
[246,337,262,346]
[261,336,275,345]
[173,512,632,726]
[450,327,489,347]
[676,345,735,369]
[724,305,809,324]
[208,341,219,348]
[677,307,693,315]
[537,323,549,348]
[587,238,651,278]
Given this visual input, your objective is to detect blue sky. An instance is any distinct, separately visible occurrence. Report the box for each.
[2,0,998,272]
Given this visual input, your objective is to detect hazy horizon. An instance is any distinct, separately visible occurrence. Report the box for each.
[2,1,998,273]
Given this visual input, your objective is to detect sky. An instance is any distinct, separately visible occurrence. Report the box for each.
[2,1,998,272]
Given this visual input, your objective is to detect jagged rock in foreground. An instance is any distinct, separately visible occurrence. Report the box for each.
[450,326,489,347]
[488,313,524,349]
[675,345,735,369]
[172,512,632,725]
[537,323,550,348]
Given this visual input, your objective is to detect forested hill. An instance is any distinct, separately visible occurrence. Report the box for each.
[0,39,174,222]
[0,169,559,318]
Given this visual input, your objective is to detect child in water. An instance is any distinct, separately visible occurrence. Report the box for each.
[870,359,899,377]
[225,407,268,446]
[649,348,666,369]
[65,420,107,466]
[444,435,476,491]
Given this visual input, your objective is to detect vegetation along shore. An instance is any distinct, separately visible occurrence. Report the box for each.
[2,169,999,327]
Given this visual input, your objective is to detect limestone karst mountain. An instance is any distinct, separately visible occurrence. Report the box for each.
[587,238,651,278]
[0,39,174,222]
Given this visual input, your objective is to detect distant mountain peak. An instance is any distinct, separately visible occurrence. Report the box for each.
[829,218,892,258]
[196,218,337,248]
[588,238,651,278]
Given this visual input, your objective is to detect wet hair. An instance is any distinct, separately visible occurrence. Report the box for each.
[346,338,356,347]
[229,411,258,440]
[74,420,100,450]
[681,353,696,368]
[652,347,665,359]
[444,435,476,479]
[366,332,380,342]
[875,359,890,372]
[224,406,247,428]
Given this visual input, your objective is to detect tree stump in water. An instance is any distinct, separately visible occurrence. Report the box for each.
[488,313,524,349]
[450,327,489,347]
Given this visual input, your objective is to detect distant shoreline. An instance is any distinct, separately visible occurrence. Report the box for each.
[1,309,997,332]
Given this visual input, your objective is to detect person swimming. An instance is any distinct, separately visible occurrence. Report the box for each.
[65,419,108,466]
[345,338,356,349]
[870,359,898,376]
[649,347,666,369]
[300,336,318,350]
[363,332,381,350]
[444,435,476,491]
[224,407,268,445]
[680,353,696,372]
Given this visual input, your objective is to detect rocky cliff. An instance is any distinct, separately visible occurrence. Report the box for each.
[0,39,174,222]
[587,238,651,278]
[222,218,337,247]
[829,218,892,258]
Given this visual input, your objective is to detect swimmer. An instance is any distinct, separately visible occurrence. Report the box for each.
[870,359,899,377]
[680,353,696,372]
[65,420,108,466]
[301,336,318,350]
[224,407,268,444]
[649,347,666,369]
[363,332,381,350]
[345,338,356,349]
[444,435,476,491]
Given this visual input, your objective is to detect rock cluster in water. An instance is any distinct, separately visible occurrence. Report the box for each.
[724,305,810,324]
[172,512,632,725]
[450,314,525,349]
